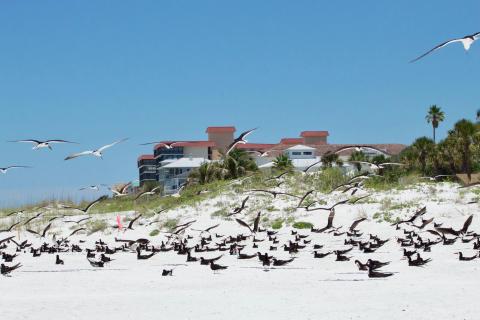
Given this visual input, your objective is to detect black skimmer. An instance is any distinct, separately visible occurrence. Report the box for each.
[10,139,78,150]
[64,138,128,160]
[411,32,480,63]
[0,166,31,174]
[226,128,257,155]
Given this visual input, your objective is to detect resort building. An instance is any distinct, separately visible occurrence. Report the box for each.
[137,126,406,194]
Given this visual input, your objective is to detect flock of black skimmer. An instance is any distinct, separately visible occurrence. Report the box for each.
[1,167,479,279]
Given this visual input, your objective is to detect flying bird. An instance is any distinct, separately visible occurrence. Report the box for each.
[64,138,128,160]
[127,214,143,230]
[134,187,161,200]
[65,196,107,214]
[411,32,480,63]
[10,139,78,150]
[26,223,52,238]
[0,221,22,233]
[0,166,31,174]
[349,218,367,232]
[79,185,104,191]
[226,128,257,154]
[334,145,388,155]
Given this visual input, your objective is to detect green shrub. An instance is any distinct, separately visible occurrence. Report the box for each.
[271,218,284,230]
[149,229,160,236]
[292,221,313,229]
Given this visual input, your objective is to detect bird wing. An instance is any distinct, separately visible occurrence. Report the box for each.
[41,223,52,237]
[473,32,480,40]
[226,141,244,154]
[204,224,220,232]
[7,221,21,231]
[297,190,314,207]
[83,195,108,212]
[69,228,86,237]
[407,206,427,223]
[331,199,349,209]
[46,139,78,144]
[303,160,322,173]
[173,220,196,231]
[65,151,93,160]
[134,191,148,200]
[235,218,252,233]
[241,196,250,208]
[97,138,129,153]
[419,218,434,228]
[349,218,367,231]
[26,229,40,236]
[250,189,275,196]
[334,146,358,154]
[462,215,473,234]
[253,212,261,233]
[347,160,378,169]
[326,210,336,228]
[10,139,41,145]
[119,182,132,194]
[410,38,464,63]
[237,128,257,141]
[349,194,370,204]
[139,141,162,146]
[5,166,31,170]
[379,162,405,167]
[435,226,459,236]
[77,217,91,224]
[127,214,142,229]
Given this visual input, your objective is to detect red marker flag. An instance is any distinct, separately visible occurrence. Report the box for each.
[116,215,123,231]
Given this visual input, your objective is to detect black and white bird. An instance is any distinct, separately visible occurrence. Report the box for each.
[0,166,31,174]
[334,145,387,155]
[108,183,131,197]
[226,128,257,154]
[134,187,161,200]
[64,138,128,160]
[10,139,78,150]
[411,32,480,63]
[65,196,107,214]
[79,185,105,191]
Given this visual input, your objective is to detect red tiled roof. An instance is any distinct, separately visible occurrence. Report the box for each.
[280,138,304,145]
[154,141,216,150]
[206,126,236,133]
[301,131,329,137]
[137,155,155,161]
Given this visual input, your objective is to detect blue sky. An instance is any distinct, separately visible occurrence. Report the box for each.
[0,1,479,207]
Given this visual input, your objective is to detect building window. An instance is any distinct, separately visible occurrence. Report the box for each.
[303,152,312,155]
[292,152,301,156]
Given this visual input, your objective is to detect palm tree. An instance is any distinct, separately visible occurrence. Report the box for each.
[410,137,435,175]
[322,152,343,168]
[189,162,225,185]
[436,134,459,174]
[273,154,293,171]
[425,105,445,143]
[452,119,476,180]
[349,151,367,171]
[222,149,257,179]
